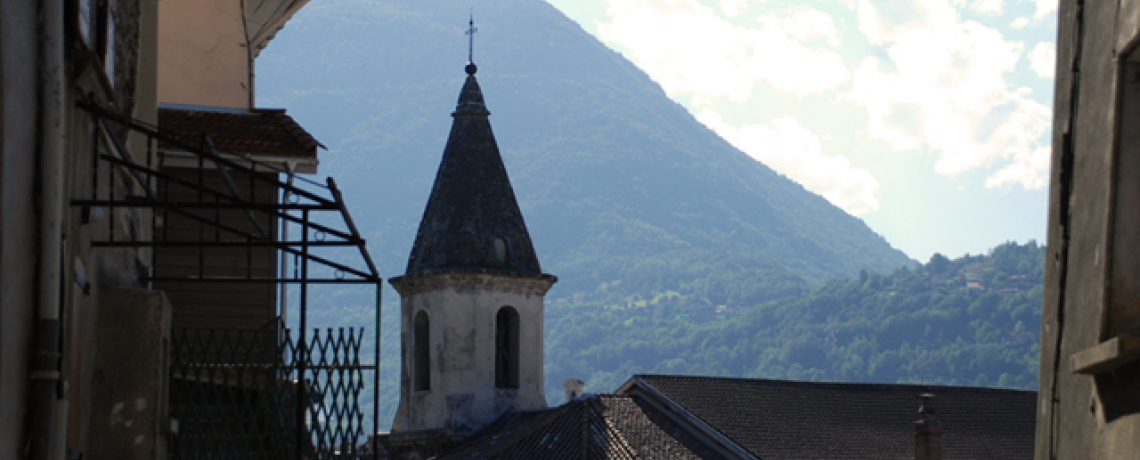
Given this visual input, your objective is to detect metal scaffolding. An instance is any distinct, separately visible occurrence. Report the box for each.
[74,98,383,459]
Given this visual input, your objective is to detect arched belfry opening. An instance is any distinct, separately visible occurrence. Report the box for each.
[495,306,520,389]
[414,311,431,391]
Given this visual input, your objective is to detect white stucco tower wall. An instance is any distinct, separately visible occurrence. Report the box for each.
[390,273,554,432]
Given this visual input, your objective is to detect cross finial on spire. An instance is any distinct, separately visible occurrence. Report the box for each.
[465,12,478,74]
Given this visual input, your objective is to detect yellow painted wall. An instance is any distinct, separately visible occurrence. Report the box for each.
[158,0,252,109]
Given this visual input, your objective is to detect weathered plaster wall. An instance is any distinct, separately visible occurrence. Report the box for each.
[391,273,553,433]
[85,288,171,460]
[1,0,42,456]
[0,0,154,456]
[157,0,251,109]
[1037,1,1140,458]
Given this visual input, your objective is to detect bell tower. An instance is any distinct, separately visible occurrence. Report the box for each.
[386,29,556,445]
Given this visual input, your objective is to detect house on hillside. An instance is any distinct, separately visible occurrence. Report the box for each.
[1,1,380,458]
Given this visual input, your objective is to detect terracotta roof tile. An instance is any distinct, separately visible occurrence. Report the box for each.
[626,374,1037,460]
[436,395,720,460]
[158,107,323,159]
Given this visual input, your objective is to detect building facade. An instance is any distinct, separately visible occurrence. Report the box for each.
[1,1,380,459]
[1037,1,1140,458]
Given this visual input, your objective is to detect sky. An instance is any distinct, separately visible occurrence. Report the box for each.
[541,0,1058,262]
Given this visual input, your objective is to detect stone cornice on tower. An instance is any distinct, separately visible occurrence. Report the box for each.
[390,272,557,297]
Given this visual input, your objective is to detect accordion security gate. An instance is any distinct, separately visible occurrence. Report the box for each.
[74,100,383,460]
[170,328,368,460]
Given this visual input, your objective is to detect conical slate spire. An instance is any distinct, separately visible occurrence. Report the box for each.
[404,68,543,277]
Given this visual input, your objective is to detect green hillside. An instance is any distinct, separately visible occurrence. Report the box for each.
[545,241,1044,401]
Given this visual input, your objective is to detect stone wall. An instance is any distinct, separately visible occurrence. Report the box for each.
[85,288,171,460]
[0,1,43,456]
[1037,1,1140,458]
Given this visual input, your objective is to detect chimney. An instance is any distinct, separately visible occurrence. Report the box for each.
[564,378,585,403]
[915,393,942,460]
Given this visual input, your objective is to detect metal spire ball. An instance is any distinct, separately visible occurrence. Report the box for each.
[465,14,478,75]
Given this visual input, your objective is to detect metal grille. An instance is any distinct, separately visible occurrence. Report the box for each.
[170,327,368,460]
[75,98,383,460]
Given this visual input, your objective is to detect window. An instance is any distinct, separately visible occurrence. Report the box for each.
[495,306,520,389]
[102,0,116,83]
[72,0,116,83]
[493,237,508,264]
[414,311,430,391]
[75,0,95,48]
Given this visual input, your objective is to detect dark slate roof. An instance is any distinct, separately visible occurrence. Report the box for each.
[158,106,323,158]
[436,395,724,460]
[403,70,544,277]
[622,374,1038,460]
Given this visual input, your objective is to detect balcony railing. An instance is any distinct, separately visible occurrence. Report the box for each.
[74,98,383,460]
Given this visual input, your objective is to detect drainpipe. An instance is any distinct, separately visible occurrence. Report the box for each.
[279,162,296,335]
[29,0,68,458]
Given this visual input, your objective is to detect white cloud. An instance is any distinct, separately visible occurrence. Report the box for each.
[774,7,841,46]
[720,0,747,18]
[986,146,1051,189]
[597,0,849,105]
[1032,0,1057,19]
[590,0,1053,193]
[1029,42,1056,78]
[856,0,942,46]
[846,0,1052,188]
[699,111,881,215]
[1008,0,1055,28]
[972,0,1002,14]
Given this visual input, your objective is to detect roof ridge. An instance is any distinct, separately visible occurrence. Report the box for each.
[633,373,1037,394]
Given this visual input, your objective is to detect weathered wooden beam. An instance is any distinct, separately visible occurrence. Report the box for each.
[1071,335,1140,375]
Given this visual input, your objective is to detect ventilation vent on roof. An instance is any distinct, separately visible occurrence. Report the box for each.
[564,378,585,404]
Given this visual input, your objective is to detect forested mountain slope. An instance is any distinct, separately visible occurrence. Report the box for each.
[545,242,1044,400]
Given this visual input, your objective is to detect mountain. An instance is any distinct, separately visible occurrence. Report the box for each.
[255,0,914,428]
[257,0,911,295]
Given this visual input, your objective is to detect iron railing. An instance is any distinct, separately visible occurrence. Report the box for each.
[74,99,383,459]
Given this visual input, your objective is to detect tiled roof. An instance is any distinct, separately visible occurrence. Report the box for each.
[624,374,1037,460]
[436,394,724,460]
[158,107,323,159]
[400,68,545,278]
